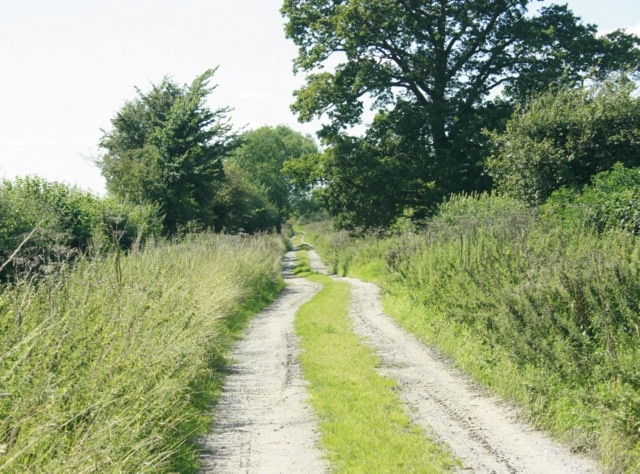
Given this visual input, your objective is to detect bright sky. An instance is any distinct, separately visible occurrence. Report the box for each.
[1,0,639,195]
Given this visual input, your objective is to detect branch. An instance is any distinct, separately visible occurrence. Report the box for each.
[0,225,40,274]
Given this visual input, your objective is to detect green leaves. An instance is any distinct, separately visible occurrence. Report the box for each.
[98,69,236,234]
[543,164,640,235]
[0,177,161,281]
[282,0,640,229]
[225,125,319,228]
[488,80,640,204]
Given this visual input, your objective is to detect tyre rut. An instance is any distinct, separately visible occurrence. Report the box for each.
[339,269,600,474]
[199,250,328,473]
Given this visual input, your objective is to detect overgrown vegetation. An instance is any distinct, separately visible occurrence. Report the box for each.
[0,233,284,472]
[294,249,457,472]
[0,176,161,281]
[305,180,640,472]
[3,2,640,470]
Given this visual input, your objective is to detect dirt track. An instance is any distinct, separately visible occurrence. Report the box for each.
[200,248,601,473]
[199,251,328,473]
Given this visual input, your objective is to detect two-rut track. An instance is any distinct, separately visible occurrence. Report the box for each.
[200,248,600,473]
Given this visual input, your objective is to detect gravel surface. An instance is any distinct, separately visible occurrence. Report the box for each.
[199,251,328,473]
[200,247,601,473]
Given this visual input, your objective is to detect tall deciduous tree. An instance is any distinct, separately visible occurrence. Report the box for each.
[226,125,318,230]
[98,69,237,233]
[281,0,640,228]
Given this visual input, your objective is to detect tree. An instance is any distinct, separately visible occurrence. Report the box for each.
[226,125,319,229]
[211,163,281,233]
[487,79,640,204]
[98,69,237,233]
[281,0,640,228]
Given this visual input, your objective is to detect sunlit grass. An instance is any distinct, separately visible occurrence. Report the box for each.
[0,233,284,472]
[294,249,457,473]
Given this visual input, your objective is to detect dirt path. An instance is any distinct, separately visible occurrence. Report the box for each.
[199,251,328,473]
[201,248,601,473]
[344,276,601,473]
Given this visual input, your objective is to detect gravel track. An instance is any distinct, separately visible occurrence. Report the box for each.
[199,251,328,473]
[200,247,601,473]
[344,275,600,473]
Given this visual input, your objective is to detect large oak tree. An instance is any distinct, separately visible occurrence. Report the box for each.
[282,0,640,228]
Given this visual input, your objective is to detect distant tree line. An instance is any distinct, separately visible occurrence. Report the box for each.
[1,71,319,280]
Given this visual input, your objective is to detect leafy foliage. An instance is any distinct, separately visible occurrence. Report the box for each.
[212,163,280,233]
[98,69,237,233]
[227,125,319,229]
[282,0,640,229]
[0,177,161,281]
[488,80,640,204]
[543,163,640,234]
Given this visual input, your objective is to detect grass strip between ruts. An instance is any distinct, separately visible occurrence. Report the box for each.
[294,249,457,473]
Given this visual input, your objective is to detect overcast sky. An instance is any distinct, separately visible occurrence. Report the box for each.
[1,0,639,195]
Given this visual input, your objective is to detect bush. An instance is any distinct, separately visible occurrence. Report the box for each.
[488,79,640,204]
[211,164,281,234]
[543,163,640,234]
[0,177,162,280]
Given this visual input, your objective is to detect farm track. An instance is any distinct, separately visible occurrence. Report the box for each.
[200,248,601,473]
[199,250,328,473]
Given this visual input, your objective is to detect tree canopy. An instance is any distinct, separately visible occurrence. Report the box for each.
[488,79,640,205]
[98,69,237,234]
[226,125,319,229]
[282,0,640,228]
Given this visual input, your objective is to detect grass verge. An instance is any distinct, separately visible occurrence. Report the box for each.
[0,233,285,472]
[294,248,457,472]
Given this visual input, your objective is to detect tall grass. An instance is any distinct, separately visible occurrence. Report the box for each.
[0,233,284,472]
[306,194,640,472]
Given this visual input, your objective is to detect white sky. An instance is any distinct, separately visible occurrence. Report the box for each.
[1,0,639,195]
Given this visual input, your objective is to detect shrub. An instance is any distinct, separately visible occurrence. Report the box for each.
[488,79,640,204]
[543,163,640,234]
[0,177,162,281]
